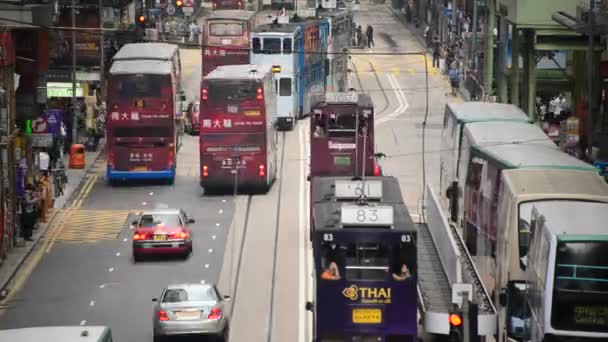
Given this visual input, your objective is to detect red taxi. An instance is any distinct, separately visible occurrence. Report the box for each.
[132,209,194,261]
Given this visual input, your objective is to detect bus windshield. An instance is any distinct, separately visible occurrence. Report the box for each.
[319,241,416,282]
[109,74,170,99]
[209,22,244,36]
[552,241,608,332]
[205,81,259,106]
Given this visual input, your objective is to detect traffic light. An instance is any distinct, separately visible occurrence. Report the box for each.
[137,15,146,24]
[448,313,463,341]
[176,0,183,6]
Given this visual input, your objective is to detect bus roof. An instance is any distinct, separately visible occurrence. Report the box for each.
[112,43,178,61]
[311,176,415,232]
[531,201,608,238]
[109,60,173,75]
[464,121,555,147]
[205,10,255,20]
[312,92,373,107]
[0,326,110,341]
[502,169,608,200]
[311,176,404,203]
[204,64,272,80]
[472,143,596,172]
[446,102,529,124]
[255,22,301,33]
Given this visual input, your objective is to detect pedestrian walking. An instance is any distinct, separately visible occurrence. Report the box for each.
[164,20,171,40]
[366,25,374,48]
[432,37,440,68]
[356,25,363,47]
[448,64,460,96]
[189,21,201,44]
[21,184,37,241]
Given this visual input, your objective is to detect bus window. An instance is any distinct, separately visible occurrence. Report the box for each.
[110,75,165,98]
[328,113,357,138]
[279,78,292,96]
[283,38,292,54]
[263,38,281,54]
[313,113,326,138]
[392,242,416,281]
[506,282,531,340]
[252,38,261,53]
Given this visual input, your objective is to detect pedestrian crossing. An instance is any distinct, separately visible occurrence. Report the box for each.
[352,55,440,76]
[53,210,132,244]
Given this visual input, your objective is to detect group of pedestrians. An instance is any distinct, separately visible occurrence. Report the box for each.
[354,24,375,48]
[155,18,201,43]
[431,37,462,96]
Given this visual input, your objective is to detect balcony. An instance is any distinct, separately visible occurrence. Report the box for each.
[499,0,577,30]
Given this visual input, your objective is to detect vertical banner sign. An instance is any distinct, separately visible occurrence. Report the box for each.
[0,32,15,66]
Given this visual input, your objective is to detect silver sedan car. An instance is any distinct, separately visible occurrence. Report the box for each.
[153,283,230,342]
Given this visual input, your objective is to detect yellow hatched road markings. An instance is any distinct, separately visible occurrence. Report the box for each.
[55,210,132,244]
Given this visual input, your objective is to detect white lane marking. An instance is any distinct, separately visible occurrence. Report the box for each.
[89,300,95,307]
[222,199,227,203]
[108,267,114,272]
[211,235,216,240]
[298,124,306,342]
[377,73,408,124]
[215,223,220,227]
[99,284,105,288]
[80,320,87,326]
[208,249,213,253]
[218,209,223,214]
[200,279,206,284]
[149,192,154,195]
[116,252,121,256]
[205,264,209,268]
[142,202,147,206]
[123,238,128,242]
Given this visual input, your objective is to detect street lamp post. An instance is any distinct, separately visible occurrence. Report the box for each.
[71,0,78,146]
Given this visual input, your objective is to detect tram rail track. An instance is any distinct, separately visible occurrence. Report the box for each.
[225,131,288,342]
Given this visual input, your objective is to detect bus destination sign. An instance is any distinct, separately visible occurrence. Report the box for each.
[340,204,393,226]
[335,180,382,199]
[325,92,358,104]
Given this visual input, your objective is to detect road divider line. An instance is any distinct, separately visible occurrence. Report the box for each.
[377,74,406,124]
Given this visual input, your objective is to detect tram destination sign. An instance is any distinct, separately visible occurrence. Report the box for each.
[325,92,358,104]
[340,204,393,227]
[335,180,382,199]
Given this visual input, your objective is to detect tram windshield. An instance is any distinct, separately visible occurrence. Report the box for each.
[318,241,416,282]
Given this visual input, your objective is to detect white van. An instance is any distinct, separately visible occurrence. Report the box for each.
[0,326,113,342]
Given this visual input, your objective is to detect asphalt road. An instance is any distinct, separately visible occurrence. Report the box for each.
[0,48,236,342]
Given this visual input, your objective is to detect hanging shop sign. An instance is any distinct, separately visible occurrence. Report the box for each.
[0,32,15,67]
[46,82,84,98]
[32,110,63,135]
[31,133,54,148]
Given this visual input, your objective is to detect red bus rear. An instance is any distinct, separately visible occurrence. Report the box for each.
[106,60,178,184]
[310,92,380,178]
[200,64,278,193]
[202,11,256,77]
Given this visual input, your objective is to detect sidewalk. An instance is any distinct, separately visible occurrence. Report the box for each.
[0,142,106,295]
[387,6,474,101]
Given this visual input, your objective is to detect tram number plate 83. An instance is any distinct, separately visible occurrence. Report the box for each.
[352,308,382,324]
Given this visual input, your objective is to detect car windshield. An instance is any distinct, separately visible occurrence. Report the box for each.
[139,214,180,227]
[162,286,217,303]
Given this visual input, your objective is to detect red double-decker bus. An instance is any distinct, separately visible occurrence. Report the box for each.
[202,10,256,77]
[310,91,381,178]
[106,59,178,184]
[200,64,278,193]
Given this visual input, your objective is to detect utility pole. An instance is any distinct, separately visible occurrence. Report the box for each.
[462,291,470,342]
[99,0,105,97]
[483,0,496,98]
[587,0,596,160]
[71,0,78,146]
[470,0,479,70]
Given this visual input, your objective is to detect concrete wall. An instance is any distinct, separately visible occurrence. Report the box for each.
[499,0,577,29]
